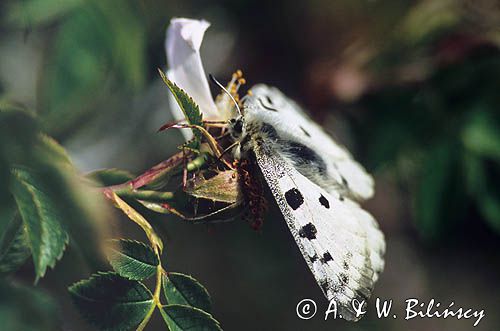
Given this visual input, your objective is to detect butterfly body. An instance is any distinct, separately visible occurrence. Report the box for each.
[228,85,385,321]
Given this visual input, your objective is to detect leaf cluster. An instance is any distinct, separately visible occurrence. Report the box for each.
[70,239,221,331]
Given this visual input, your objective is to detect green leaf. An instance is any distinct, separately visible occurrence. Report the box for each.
[161,304,221,331]
[158,70,203,148]
[462,110,500,162]
[185,170,241,204]
[0,282,59,331]
[0,215,31,277]
[6,0,84,27]
[163,273,212,312]
[480,191,500,233]
[87,168,135,186]
[69,272,154,331]
[10,168,68,281]
[36,134,72,165]
[108,239,159,280]
[1,106,110,272]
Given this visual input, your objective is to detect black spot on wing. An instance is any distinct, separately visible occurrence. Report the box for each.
[300,126,311,137]
[332,283,344,293]
[320,281,329,294]
[339,273,349,285]
[310,254,318,262]
[319,194,330,208]
[343,260,349,270]
[320,252,333,263]
[299,223,317,240]
[285,188,304,210]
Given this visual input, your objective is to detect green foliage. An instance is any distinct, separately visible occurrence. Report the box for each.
[6,0,84,27]
[10,168,69,281]
[71,237,221,330]
[108,239,159,280]
[1,104,111,274]
[462,110,500,162]
[1,98,223,330]
[163,273,212,312]
[159,70,204,149]
[161,304,222,331]
[358,47,500,239]
[69,272,154,331]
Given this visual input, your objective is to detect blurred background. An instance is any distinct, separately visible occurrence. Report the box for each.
[1,0,500,330]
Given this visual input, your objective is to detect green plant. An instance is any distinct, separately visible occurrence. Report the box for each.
[0,70,236,330]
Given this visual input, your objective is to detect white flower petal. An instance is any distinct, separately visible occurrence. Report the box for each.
[165,18,218,122]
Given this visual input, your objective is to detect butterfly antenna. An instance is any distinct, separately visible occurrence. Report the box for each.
[209,74,242,116]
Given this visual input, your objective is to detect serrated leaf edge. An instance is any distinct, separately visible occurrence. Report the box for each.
[163,272,212,311]
[68,271,154,304]
[107,239,159,280]
[162,304,222,330]
[11,168,69,281]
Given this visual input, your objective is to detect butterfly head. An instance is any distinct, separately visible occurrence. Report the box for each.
[228,116,245,139]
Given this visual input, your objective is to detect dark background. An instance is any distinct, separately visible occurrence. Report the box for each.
[1,0,500,330]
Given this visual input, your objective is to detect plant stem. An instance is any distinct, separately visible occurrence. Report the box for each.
[103,190,163,252]
[103,153,207,196]
[136,302,156,331]
[115,189,175,201]
[136,264,165,331]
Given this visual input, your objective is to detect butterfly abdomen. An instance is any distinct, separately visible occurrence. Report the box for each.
[237,158,267,230]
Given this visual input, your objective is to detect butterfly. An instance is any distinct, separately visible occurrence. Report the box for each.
[226,84,385,321]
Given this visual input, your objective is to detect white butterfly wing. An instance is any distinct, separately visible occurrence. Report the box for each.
[252,142,385,321]
[248,84,374,200]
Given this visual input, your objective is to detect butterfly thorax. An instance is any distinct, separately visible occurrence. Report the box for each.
[228,106,338,194]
